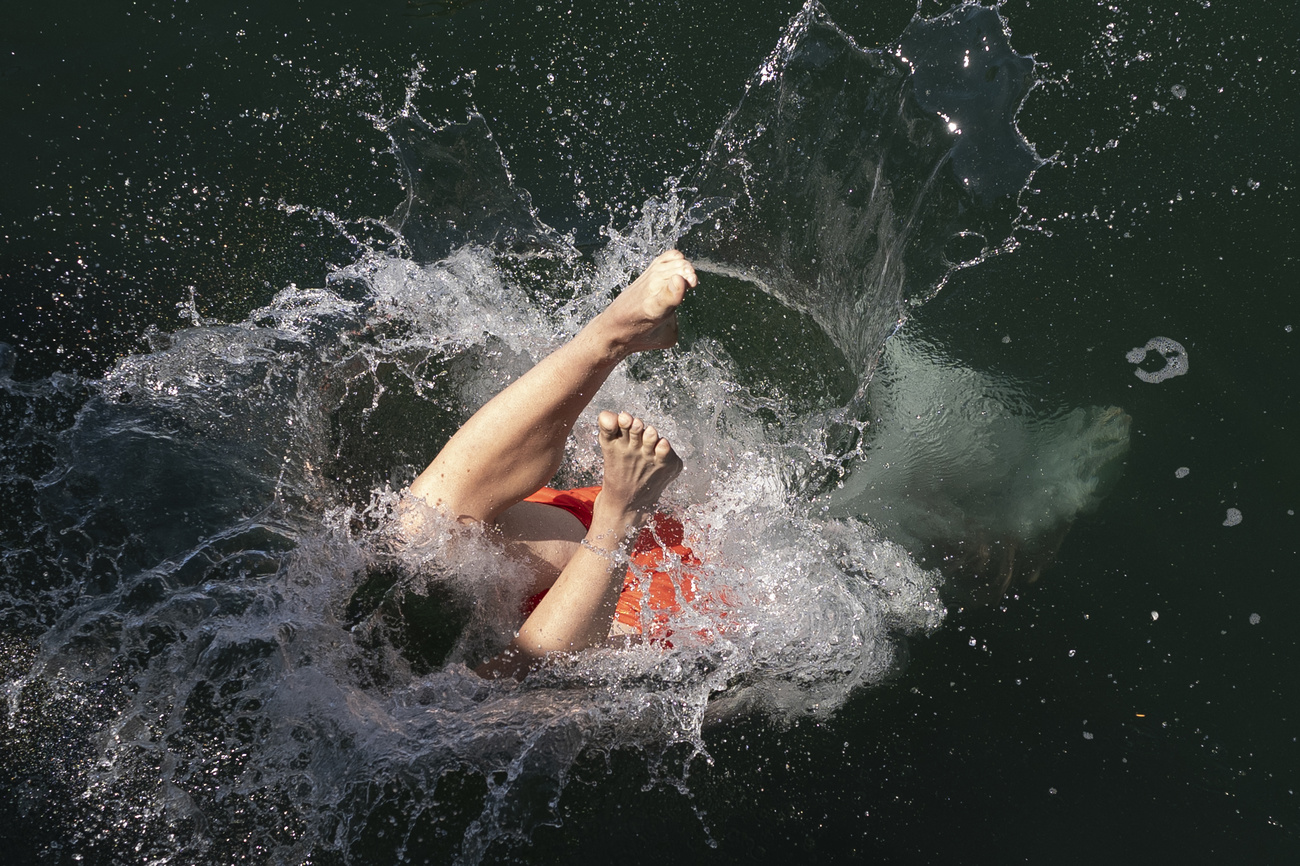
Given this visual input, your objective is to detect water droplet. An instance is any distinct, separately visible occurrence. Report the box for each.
[1249,613,1261,625]
[1223,507,1242,527]
[1175,467,1189,478]
[1171,83,1187,99]
[1151,611,1159,621]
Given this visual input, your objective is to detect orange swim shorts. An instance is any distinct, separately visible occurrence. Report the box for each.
[520,486,702,641]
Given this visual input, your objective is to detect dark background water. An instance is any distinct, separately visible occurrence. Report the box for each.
[3,0,1298,862]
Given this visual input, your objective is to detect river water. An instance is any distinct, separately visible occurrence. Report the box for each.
[2,1,1296,863]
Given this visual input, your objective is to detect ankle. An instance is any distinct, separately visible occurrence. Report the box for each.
[588,499,646,549]
[579,312,635,364]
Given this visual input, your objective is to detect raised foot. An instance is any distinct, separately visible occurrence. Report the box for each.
[590,410,683,544]
[592,250,698,357]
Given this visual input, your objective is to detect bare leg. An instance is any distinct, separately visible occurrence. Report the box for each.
[403,250,697,527]
[477,410,682,678]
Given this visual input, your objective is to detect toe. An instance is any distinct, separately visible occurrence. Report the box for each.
[642,425,659,452]
[677,259,698,288]
[598,410,621,440]
[654,437,673,459]
[626,415,644,444]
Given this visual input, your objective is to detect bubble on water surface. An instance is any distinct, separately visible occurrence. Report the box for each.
[1126,337,1188,383]
[1171,84,1187,99]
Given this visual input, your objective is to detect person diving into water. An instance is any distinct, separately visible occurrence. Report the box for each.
[398,250,699,679]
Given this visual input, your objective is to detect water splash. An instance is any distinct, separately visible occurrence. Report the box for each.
[681,0,1042,384]
[0,3,1077,863]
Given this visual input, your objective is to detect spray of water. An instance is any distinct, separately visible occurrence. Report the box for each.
[0,3,1115,862]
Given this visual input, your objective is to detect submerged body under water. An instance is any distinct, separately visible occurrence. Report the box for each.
[828,333,1132,606]
[0,2,1141,862]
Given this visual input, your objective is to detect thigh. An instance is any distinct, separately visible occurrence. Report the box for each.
[495,500,586,590]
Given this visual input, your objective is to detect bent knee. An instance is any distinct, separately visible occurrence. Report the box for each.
[393,490,482,543]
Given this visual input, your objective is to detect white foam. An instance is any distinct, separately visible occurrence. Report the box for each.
[1127,336,1189,383]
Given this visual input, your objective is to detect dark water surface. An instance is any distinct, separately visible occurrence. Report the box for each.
[3,1,1297,863]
